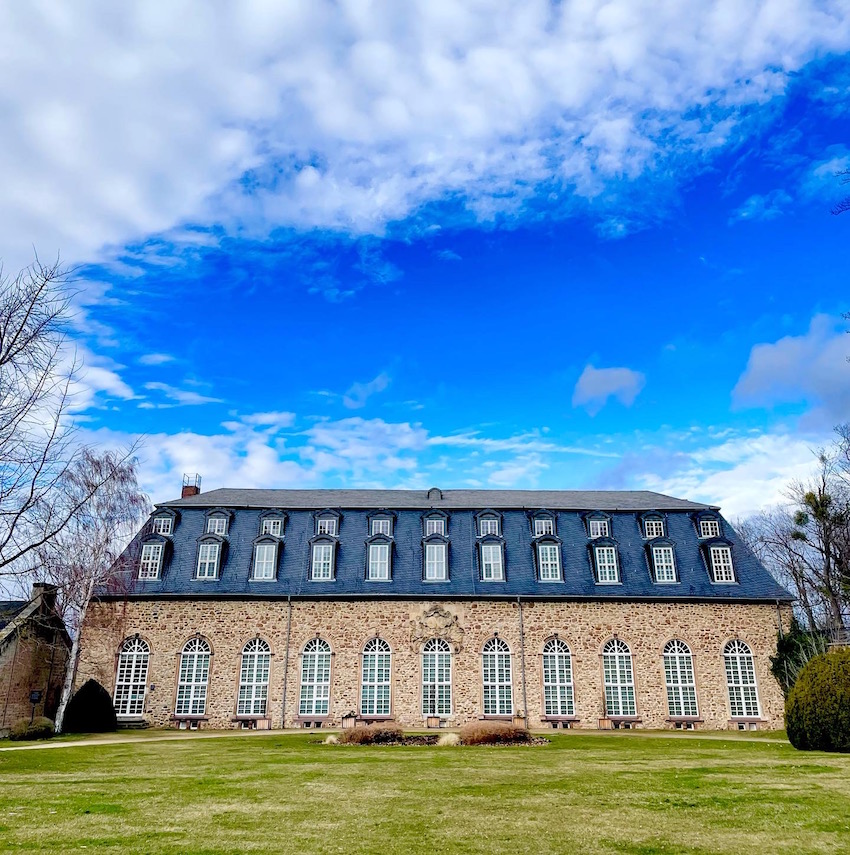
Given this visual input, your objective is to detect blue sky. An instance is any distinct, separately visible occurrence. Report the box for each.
[3,2,850,515]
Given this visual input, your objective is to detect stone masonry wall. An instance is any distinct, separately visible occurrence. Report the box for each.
[77,598,791,730]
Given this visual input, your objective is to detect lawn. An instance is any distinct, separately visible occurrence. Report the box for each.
[0,731,848,854]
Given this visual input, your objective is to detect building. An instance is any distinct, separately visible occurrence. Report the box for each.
[0,583,70,734]
[76,485,793,732]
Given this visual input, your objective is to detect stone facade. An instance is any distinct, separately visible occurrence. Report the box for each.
[77,597,791,731]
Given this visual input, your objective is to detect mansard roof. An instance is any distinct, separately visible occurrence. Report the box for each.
[162,488,714,512]
[107,488,792,603]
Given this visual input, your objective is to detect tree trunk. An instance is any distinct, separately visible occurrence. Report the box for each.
[53,578,94,733]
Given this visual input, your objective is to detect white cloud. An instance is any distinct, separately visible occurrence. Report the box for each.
[732,314,850,427]
[343,372,391,409]
[2,2,850,267]
[143,381,223,407]
[138,353,176,366]
[572,365,646,415]
[67,346,135,411]
[730,189,792,223]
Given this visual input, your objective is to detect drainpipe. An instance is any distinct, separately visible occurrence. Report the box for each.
[517,596,528,724]
[281,596,293,729]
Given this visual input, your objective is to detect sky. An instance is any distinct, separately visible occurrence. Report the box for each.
[3,1,850,517]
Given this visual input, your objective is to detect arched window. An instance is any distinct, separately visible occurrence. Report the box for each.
[114,637,150,717]
[422,639,452,716]
[724,640,760,718]
[299,638,332,716]
[175,638,211,716]
[238,638,271,716]
[482,637,512,715]
[361,638,391,716]
[602,639,636,717]
[542,638,574,716]
[663,640,698,717]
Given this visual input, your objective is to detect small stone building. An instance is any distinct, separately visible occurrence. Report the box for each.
[0,584,70,733]
[76,487,793,731]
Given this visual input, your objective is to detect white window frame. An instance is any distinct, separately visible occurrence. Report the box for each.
[425,543,447,581]
[644,519,664,539]
[425,518,445,536]
[709,546,735,583]
[482,638,512,715]
[479,518,500,537]
[537,543,562,581]
[299,638,331,716]
[196,542,220,579]
[542,639,574,717]
[207,517,228,536]
[361,638,391,716]
[371,518,392,536]
[594,545,619,583]
[664,640,698,718]
[699,519,720,539]
[603,639,636,717]
[139,543,163,580]
[724,640,760,718]
[237,638,271,716]
[261,518,283,537]
[652,545,677,583]
[534,518,554,536]
[316,518,337,536]
[368,543,390,581]
[589,519,609,538]
[175,638,210,716]
[114,637,150,718]
[152,516,173,536]
[252,543,277,580]
[422,638,452,716]
[311,543,334,580]
[480,543,504,581]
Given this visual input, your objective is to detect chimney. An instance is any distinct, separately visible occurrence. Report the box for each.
[31,582,58,611]
[182,473,202,498]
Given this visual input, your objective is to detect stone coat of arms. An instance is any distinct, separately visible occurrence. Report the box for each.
[409,604,464,652]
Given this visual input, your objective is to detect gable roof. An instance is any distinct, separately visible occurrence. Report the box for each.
[0,601,26,631]
[162,488,714,512]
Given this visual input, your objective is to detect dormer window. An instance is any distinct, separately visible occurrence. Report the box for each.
[317,518,337,536]
[537,543,562,581]
[368,544,390,580]
[644,518,664,539]
[709,545,735,583]
[252,543,277,580]
[425,518,445,536]
[479,518,500,537]
[699,519,720,539]
[153,517,173,536]
[371,518,392,536]
[424,543,447,580]
[592,544,620,583]
[311,543,335,580]
[139,543,163,580]
[480,543,504,581]
[262,518,283,537]
[534,518,554,536]
[196,542,221,579]
[651,545,677,583]
[207,517,228,536]
[589,519,609,539]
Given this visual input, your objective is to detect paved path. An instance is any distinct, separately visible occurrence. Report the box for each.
[0,728,788,752]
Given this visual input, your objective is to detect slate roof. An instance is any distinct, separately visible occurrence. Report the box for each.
[0,601,26,631]
[109,489,792,603]
[163,488,714,511]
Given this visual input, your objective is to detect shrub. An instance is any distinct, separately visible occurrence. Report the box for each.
[338,723,403,745]
[786,648,850,753]
[9,717,55,741]
[436,732,460,747]
[459,721,531,745]
[62,679,117,733]
[323,734,339,744]
[770,618,829,697]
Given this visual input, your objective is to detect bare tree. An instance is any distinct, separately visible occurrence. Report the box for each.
[832,169,850,216]
[39,449,150,732]
[0,259,137,576]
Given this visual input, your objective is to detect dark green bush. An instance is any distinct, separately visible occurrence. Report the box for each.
[62,679,117,733]
[9,716,55,741]
[786,648,850,752]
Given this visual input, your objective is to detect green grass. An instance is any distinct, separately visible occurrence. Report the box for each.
[0,731,848,854]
